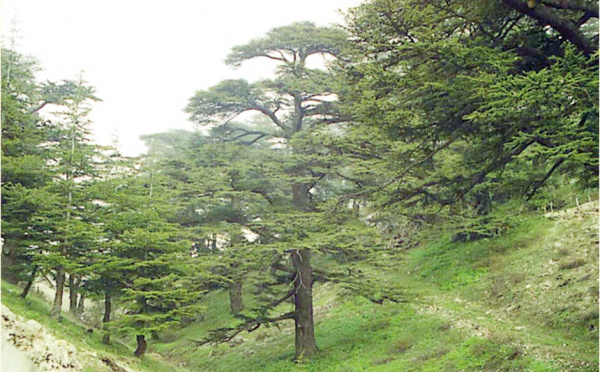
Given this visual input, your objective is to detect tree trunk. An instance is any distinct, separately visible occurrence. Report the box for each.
[68,274,78,314]
[19,265,38,299]
[292,183,310,211]
[77,292,85,316]
[229,280,244,314]
[133,335,147,358]
[1,241,19,284]
[292,93,305,132]
[102,292,112,345]
[474,190,491,216]
[291,248,317,359]
[51,266,65,320]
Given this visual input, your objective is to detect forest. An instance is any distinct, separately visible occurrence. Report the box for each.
[2,1,598,371]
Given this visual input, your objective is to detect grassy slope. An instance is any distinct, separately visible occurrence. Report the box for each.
[151,202,598,371]
[2,202,597,371]
[1,281,175,372]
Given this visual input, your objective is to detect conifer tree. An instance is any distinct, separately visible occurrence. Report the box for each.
[84,156,204,356]
[182,22,400,359]
[185,22,353,358]
[1,47,54,287]
[40,75,105,320]
[334,0,598,234]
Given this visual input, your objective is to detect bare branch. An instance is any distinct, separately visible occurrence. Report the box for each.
[268,288,295,308]
[224,127,272,143]
[259,52,288,63]
[250,105,288,131]
[30,101,49,113]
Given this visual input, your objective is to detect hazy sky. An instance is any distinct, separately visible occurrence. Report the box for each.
[1,0,362,156]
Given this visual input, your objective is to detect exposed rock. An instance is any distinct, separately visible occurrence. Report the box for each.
[1,304,82,371]
[2,339,38,372]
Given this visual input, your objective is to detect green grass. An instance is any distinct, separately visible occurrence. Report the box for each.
[408,215,550,290]
[3,203,597,371]
[403,207,598,371]
[1,281,176,372]
[163,290,563,372]
[149,207,597,372]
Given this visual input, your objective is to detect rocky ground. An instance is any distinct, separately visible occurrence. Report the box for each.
[1,304,82,371]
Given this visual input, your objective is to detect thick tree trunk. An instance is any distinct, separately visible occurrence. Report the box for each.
[68,274,78,314]
[19,265,38,299]
[229,280,244,314]
[102,292,112,345]
[133,335,147,358]
[51,266,65,320]
[291,248,317,359]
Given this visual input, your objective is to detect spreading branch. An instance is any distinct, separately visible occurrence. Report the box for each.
[502,0,597,54]
[188,311,296,347]
[526,158,565,200]
[224,127,272,143]
[340,138,455,202]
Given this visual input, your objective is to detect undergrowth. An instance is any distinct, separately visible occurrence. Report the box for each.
[2,202,597,371]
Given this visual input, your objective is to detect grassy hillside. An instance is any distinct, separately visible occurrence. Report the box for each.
[1,281,174,372]
[2,202,598,371]
[150,201,598,371]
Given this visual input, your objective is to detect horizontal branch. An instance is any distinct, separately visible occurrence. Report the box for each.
[189,311,295,347]
[224,127,272,143]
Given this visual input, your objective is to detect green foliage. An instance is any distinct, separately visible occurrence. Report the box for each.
[335,0,598,226]
[186,22,349,140]
[150,207,596,371]
[181,21,386,357]
[85,171,204,339]
[4,205,598,371]
[225,21,348,67]
[1,48,54,282]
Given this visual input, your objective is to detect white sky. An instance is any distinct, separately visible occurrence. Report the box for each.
[1,0,362,156]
